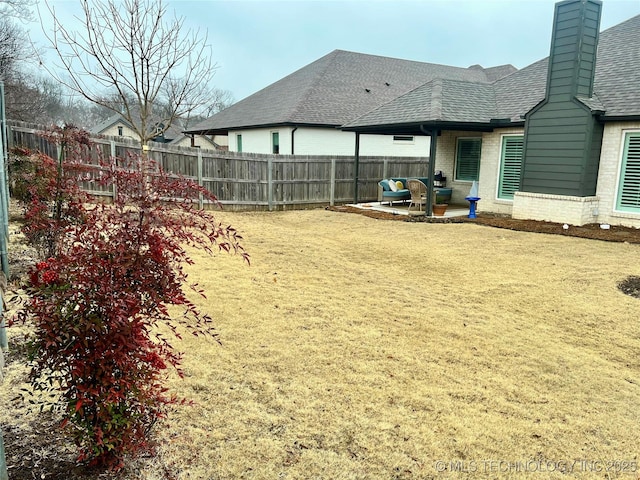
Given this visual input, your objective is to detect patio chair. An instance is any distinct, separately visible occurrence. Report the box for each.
[407,179,427,213]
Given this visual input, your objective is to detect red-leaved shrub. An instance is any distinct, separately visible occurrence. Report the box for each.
[10,126,93,258]
[15,128,248,469]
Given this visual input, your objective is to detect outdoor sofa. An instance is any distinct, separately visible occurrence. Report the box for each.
[378,177,452,205]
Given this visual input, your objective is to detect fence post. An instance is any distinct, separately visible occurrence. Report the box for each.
[0,80,9,350]
[109,141,117,201]
[383,158,388,179]
[267,155,273,211]
[330,157,336,206]
[0,80,8,480]
[197,149,203,209]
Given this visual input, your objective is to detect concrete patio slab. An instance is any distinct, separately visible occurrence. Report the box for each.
[347,202,469,218]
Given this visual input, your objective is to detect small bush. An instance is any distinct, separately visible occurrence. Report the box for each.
[9,127,93,258]
[15,127,249,469]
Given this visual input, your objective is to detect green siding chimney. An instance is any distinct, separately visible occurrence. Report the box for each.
[521,0,603,197]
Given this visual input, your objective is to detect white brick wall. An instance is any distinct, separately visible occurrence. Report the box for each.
[477,128,525,215]
[509,121,640,227]
[595,122,640,228]
[512,192,600,225]
[432,130,512,205]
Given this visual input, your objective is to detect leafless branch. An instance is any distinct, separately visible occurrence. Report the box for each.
[0,0,36,21]
[40,0,218,144]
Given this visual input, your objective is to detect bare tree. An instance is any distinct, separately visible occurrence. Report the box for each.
[4,74,65,123]
[0,0,36,21]
[42,0,218,145]
[181,88,235,130]
[205,88,235,116]
[0,18,34,80]
[0,17,61,123]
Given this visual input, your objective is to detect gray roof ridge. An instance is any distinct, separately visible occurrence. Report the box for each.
[492,56,549,86]
[330,48,511,81]
[283,49,342,121]
[600,13,640,34]
[90,112,129,134]
[482,63,517,70]
[494,13,640,87]
[431,79,443,120]
[441,77,501,86]
[334,49,464,69]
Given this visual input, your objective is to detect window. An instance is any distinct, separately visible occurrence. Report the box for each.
[616,132,640,212]
[237,134,243,153]
[272,132,280,154]
[117,126,123,136]
[393,135,414,143]
[455,138,482,181]
[497,135,524,200]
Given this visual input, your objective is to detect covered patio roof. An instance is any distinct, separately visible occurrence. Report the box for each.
[340,77,525,214]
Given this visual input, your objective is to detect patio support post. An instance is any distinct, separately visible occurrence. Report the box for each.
[353,132,360,204]
[422,127,439,216]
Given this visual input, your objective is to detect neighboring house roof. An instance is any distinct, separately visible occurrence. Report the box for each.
[89,113,134,135]
[90,112,184,142]
[185,49,516,134]
[344,14,640,132]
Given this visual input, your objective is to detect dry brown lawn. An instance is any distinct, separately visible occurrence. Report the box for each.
[4,208,640,479]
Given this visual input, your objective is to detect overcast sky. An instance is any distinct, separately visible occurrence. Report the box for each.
[32,0,640,102]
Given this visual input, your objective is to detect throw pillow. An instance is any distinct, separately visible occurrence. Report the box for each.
[388,179,398,192]
[396,180,404,190]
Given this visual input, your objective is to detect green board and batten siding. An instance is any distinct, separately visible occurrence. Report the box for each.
[521,0,603,197]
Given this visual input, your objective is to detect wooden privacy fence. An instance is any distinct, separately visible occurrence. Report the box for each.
[8,121,430,210]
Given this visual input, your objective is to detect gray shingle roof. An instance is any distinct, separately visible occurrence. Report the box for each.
[345,13,640,130]
[185,50,516,134]
[591,13,640,118]
[89,113,133,135]
[343,79,497,128]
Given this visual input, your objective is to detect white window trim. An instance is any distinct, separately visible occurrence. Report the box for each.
[495,133,524,202]
[271,130,280,155]
[613,129,640,216]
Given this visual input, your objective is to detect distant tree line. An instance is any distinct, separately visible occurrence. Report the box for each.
[0,0,234,132]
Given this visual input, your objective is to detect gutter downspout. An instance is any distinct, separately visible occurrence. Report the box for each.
[291,127,298,155]
[420,125,438,216]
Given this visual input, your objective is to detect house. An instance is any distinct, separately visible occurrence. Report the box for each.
[89,113,139,140]
[184,50,516,156]
[90,112,227,150]
[343,0,640,228]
